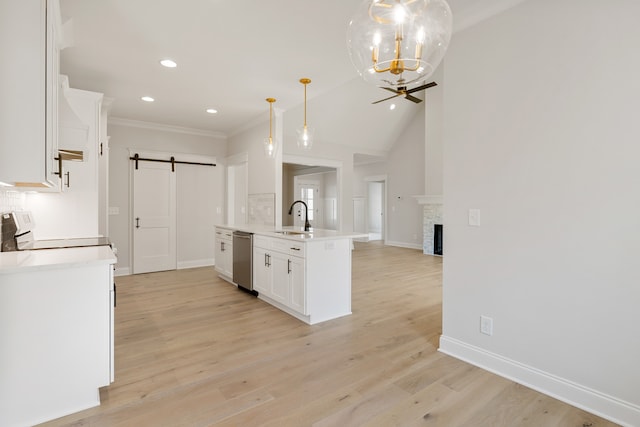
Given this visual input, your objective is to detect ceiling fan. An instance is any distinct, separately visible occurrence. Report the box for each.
[372,81,438,104]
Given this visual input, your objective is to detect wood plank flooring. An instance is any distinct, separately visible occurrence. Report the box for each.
[40,242,619,426]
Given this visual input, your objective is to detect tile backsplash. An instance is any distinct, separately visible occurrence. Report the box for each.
[0,190,26,213]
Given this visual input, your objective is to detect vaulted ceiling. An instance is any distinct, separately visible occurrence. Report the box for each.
[59,0,526,152]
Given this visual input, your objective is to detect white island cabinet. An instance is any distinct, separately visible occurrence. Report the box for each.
[218,225,365,325]
[0,246,116,427]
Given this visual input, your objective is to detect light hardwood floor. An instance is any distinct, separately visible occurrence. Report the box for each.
[41,242,619,426]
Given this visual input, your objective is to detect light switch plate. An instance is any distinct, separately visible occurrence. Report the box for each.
[468,209,481,226]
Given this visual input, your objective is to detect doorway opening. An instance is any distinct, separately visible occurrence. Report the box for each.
[365,177,388,242]
[282,156,341,231]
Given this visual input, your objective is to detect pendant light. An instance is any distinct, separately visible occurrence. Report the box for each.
[296,78,314,150]
[347,0,452,88]
[263,98,277,158]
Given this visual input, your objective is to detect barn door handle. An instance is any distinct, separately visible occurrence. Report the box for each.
[135,217,140,229]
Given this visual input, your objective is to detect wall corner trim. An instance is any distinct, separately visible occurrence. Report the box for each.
[438,336,640,427]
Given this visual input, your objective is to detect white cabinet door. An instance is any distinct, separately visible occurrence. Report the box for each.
[0,0,59,188]
[253,246,271,295]
[217,239,232,278]
[270,251,290,306]
[215,228,233,279]
[58,85,102,193]
[288,255,306,315]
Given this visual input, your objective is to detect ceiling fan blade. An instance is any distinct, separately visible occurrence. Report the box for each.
[372,93,403,104]
[406,81,438,94]
[381,87,401,94]
[404,94,423,103]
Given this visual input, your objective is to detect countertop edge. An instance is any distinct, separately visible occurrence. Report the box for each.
[215,225,369,242]
[0,246,117,274]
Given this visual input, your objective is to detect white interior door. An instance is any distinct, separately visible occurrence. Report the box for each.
[133,160,176,274]
[294,182,319,228]
[368,181,384,241]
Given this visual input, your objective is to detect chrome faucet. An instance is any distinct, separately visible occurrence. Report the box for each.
[288,200,311,231]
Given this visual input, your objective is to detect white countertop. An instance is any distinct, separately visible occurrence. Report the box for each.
[216,225,369,242]
[0,246,116,274]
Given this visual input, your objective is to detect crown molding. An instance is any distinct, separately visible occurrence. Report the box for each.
[108,117,227,139]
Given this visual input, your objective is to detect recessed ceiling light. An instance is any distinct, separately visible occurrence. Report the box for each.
[160,59,177,68]
[389,104,396,110]
[206,108,218,114]
[141,96,155,102]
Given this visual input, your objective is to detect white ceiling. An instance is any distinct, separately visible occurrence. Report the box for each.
[59,0,526,151]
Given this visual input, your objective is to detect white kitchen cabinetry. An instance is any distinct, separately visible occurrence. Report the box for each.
[23,81,105,239]
[0,246,116,427]
[253,235,308,317]
[253,245,271,295]
[0,0,61,188]
[58,77,103,192]
[214,227,233,280]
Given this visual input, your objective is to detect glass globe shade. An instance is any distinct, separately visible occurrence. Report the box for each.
[263,137,276,158]
[296,125,314,150]
[347,0,452,88]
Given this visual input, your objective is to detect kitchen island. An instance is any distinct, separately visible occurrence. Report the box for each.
[215,225,367,325]
[0,246,116,427]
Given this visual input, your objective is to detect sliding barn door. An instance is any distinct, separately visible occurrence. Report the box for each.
[132,160,177,274]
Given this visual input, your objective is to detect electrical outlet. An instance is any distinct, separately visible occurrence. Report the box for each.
[480,315,493,336]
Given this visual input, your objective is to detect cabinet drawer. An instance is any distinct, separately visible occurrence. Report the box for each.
[254,235,270,249]
[215,228,233,240]
[271,238,305,257]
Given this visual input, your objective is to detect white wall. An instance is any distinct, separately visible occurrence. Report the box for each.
[385,106,425,248]
[425,64,444,196]
[176,162,220,269]
[108,122,226,274]
[439,1,640,425]
[351,102,427,249]
[227,112,282,228]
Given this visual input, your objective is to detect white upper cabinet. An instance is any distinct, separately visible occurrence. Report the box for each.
[0,0,61,189]
[58,75,103,192]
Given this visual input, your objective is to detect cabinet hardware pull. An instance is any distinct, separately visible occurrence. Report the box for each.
[290,247,300,251]
[54,156,62,177]
[100,142,103,156]
[264,253,268,266]
[135,217,140,229]
[221,242,225,252]
[65,171,70,187]
[288,259,291,274]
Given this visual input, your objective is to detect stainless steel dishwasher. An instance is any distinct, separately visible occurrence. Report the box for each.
[232,231,257,296]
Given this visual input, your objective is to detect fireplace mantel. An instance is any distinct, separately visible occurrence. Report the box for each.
[413,195,443,205]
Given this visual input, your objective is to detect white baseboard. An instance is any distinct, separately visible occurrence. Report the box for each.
[177,258,214,270]
[439,335,640,427]
[114,267,130,277]
[385,240,423,250]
